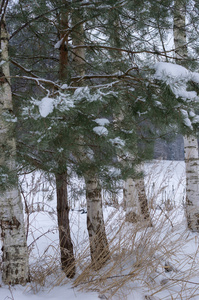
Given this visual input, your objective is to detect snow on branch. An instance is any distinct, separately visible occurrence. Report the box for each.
[154,62,199,129]
[154,62,199,102]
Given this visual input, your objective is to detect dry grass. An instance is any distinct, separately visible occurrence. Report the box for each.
[18,162,199,299]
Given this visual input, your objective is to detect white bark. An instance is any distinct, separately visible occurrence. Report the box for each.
[71,4,110,268]
[0,20,29,284]
[85,176,110,270]
[124,178,140,222]
[183,136,199,230]
[124,165,152,225]
[173,0,199,231]
[116,114,151,224]
[71,7,85,78]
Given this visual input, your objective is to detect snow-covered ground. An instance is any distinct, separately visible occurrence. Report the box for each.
[2,160,199,300]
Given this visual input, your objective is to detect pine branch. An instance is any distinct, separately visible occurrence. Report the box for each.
[10,5,65,40]
[14,75,60,91]
[10,59,39,78]
[70,67,140,83]
[69,44,184,60]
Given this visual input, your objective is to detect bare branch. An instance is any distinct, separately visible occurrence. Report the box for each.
[70,44,177,59]
[10,59,39,78]
[70,67,139,83]
[14,75,60,91]
[0,0,9,22]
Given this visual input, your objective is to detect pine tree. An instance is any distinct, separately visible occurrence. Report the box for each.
[55,1,76,278]
[6,0,199,280]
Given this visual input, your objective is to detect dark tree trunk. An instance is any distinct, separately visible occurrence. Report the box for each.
[56,172,76,278]
[59,3,69,81]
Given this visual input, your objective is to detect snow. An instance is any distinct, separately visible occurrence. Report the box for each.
[154,62,199,128]
[193,115,199,123]
[110,137,125,148]
[189,111,196,117]
[93,125,108,135]
[61,84,68,89]
[33,88,117,121]
[1,284,99,300]
[85,148,94,160]
[39,97,54,118]
[73,86,102,102]
[154,62,190,81]
[0,60,6,66]
[54,38,63,49]
[94,118,110,126]
[107,167,121,177]
[180,109,193,129]
[191,72,199,84]
[93,118,109,136]
[154,62,199,104]
[2,160,199,300]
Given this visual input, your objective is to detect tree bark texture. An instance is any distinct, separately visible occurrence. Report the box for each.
[56,173,76,278]
[85,176,110,270]
[124,178,140,223]
[59,2,69,81]
[183,136,199,231]
[56,3,76,277]
[173,0,199,231]
[71,3,110,269]
[124,167,152,226]
[71,3,85,77]
[0,20,29,285]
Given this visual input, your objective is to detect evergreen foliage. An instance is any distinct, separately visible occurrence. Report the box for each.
[5,0,199,189]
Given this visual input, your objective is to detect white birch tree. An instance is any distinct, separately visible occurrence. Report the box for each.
[124,166,152,226]
[173,0,199,231]
[71,5,110,269]
[0,8,28,284]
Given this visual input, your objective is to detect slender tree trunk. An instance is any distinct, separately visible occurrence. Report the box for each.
[59,2,69,81]
[124,178,140,222]
[55,173,75,278]
[108,15,151,225]
[0,19,29,285]
[173,0,199,231]
[85,176,110,270]
[71,3,111,268]
[183,136,199,230]
[124,169,152,225]
[71,4,85,78]
[55,4,76,276]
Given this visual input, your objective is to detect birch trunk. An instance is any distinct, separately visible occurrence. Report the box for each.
[183,137,199,230]
[85,176,110,270]
[71,5,110,268]
[0,19,29,285]
[124,167,152,225]
[55,173,75,278]
[173,0,199,231]
[135,173,151,223]
[71,3,85,78]
[56,6,76,276]
[124,178,140,222]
